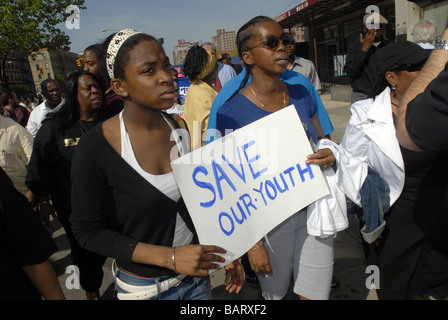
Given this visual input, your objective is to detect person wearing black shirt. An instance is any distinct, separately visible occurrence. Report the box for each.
[70,29,244,300]
[25,71,107,300]
[344,12,391,103]
[0,169,65,300]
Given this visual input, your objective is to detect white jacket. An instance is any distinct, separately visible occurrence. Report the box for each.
[340,87,405,207]
[306,139,366,237]
[26,99,64,137]
[0,115,34,195]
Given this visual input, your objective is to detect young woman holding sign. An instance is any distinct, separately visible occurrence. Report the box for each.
[70,29,243,300]
[216,16,335,300]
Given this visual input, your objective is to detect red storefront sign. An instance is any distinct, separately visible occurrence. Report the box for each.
[275,0,321,22]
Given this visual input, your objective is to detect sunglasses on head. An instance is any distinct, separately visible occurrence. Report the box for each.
[247,34,294,51]
[390,61,426,72]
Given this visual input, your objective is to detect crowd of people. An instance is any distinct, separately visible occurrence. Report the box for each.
[0,11,447,301]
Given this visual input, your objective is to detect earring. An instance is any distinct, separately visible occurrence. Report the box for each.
[391,86,397,97]
[122,92,128,97]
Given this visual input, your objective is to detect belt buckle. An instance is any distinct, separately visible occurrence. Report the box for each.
[173,274,185,287]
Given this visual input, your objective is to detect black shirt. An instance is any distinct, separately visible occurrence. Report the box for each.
[344,35,389,96]
[70,122,198,278]
[406,63,448,154]
[0,182,57,300]
[26,117,100,214]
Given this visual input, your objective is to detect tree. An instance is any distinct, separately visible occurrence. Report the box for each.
[0,0,86,90]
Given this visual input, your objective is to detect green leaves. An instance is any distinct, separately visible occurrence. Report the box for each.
[0,0,85,88]
[0,0,86,55]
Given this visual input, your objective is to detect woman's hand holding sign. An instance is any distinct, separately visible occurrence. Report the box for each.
[306,148,335,170]
[172,244,227,276]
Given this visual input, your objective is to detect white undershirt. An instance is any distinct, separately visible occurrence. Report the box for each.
[119,111,193,247]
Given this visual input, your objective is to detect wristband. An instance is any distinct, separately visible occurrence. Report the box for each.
[434,39,448,51]
[172,247,177,274]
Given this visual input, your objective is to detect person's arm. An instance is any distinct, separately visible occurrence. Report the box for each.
[307,114,335,169]
[297,75,334,137]
[25,109,39,137]
[340,101,371,162]
[18,126,34,165]
[1,182,64,300]
[360,29,377,53]
[25,126,58,229]
[132,243,226,277]
[18,129,36,205]
[22,261,65,300]
[344,35,369,79]
[396,28,448,151]
[309,65,322,93]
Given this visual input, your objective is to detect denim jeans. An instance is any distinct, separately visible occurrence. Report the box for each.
[113,265,212,300]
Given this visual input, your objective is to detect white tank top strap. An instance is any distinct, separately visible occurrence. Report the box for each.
[119,111,179,201]
[119,111,193,247]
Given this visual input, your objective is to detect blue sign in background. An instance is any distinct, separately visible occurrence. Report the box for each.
[175,77,191,104]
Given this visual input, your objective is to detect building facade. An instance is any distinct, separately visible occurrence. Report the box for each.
[173,28,239,66]
[172,39,200,66]
[276,0,448,86]
[28,48,80,94]
[0,50,35,98]
[212,29,237,53]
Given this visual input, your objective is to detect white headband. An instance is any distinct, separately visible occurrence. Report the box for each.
[106,29,142,79]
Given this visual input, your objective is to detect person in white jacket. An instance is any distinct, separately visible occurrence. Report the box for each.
[341,41,448,300]
[26,80,64,137]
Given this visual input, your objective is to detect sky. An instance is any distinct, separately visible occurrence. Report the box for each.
[61,0,304,62]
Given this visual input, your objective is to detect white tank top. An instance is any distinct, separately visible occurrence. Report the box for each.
[119,111,193,247]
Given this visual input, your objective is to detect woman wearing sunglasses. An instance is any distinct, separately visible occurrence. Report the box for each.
[216,16,337,300]
[341,42,448,300]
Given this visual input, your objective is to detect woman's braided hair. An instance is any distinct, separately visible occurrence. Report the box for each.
[226,16,275,102]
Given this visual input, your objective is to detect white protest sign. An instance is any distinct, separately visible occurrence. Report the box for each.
[171,105,330,265]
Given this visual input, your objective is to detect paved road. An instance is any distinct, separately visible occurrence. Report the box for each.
[49,93,378,300]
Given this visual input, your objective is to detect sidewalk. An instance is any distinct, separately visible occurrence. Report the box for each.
[50,93,378,300]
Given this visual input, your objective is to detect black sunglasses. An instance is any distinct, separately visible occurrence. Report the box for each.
[247,34,293,51]
[390,61,426,72]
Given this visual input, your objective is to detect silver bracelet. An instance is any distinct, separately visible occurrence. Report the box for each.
[172,247,177,274]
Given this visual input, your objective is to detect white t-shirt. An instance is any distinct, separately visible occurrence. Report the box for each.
[26,99,64,137]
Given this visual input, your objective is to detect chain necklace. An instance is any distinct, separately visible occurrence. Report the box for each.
[250,82,287,110]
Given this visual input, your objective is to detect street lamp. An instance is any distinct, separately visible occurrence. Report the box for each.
[101,28,118,33]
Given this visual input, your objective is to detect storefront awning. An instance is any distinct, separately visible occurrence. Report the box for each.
[407,0,446,8]
[276,0,384,28]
